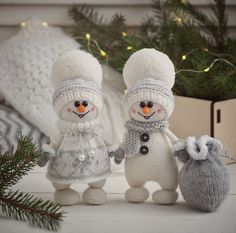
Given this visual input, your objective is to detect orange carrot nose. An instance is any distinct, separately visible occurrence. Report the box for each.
[77,105,86,113]
[143,106,150,114]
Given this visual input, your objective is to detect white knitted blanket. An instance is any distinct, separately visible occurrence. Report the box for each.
[0,18,79,141]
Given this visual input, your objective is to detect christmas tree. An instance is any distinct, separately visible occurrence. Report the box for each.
[69,0,236,101]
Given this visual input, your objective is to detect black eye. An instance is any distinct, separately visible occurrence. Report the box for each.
[82,100,88,107]
[147,101,153,108]
[74,101,80,107]
[140,102,146,108]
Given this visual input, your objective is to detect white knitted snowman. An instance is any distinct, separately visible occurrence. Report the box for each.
[116,48,179,204]
[42,50,112,206]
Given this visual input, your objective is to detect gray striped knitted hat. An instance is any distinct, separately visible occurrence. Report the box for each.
[52,79,103,116]
[124,78,174,117]
[50,50,103,116]
[123,48,175,117]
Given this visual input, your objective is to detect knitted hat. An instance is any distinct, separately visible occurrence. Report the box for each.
[51,50,103,116]
[123,48,175,117]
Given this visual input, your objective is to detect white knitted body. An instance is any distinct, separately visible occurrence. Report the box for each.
[125,131,178,189]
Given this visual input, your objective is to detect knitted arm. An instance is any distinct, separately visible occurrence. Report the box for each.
[172,139,190,163]
[38,133,63,167]
[163,128,190,163]
[107,133,127,165]
[163,128,179,143]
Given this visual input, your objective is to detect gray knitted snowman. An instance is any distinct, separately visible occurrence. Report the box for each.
[41,50,112,206]
[114,48,179,204]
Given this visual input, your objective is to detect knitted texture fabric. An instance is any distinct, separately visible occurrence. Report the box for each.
[121,48,178,204]
[124,120,178,190]
[174,135,230,212]
[0,104,48,154]
[123,48,175,89]
[47,119,111,184]
[124,78,174,117]
[45,50,111,185]
[53,79,103,116]
[124,119,169,156]
[0,18,79,143]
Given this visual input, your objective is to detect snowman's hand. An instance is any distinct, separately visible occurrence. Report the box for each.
[173,139,189,163]
[38,152,53,167]
[109,147,125,164]
[38,144,56,167]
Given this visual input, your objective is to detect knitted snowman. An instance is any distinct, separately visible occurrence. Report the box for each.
[119,48,179,204]
[42,50,111,206]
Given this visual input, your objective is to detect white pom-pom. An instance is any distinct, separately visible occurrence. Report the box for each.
[51,50,102,89]
[123,48,175,89]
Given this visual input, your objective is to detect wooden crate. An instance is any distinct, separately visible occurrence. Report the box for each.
[169,96,236,162]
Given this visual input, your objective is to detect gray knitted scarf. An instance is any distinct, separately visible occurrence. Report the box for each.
[124,119,169,155]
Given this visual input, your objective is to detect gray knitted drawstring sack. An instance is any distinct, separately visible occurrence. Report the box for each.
[173,135,230,212]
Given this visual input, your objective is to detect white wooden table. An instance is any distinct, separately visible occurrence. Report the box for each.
[1,164,236,233]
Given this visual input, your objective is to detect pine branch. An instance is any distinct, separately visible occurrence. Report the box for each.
[0,136,40,191]
[0,136,66,231]
[0,190,65,231]
[68,2,236,101]
[210,0,227,51]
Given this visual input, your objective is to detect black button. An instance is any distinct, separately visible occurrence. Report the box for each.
[140,133,149,142]
[140,146,149,155]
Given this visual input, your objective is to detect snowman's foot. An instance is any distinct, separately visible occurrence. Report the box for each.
[152,189,178,205]
[125,187,149,203]
[82,188,107,205]
[54,188,80,206]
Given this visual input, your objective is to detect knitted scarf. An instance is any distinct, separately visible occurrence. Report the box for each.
[124,119,169,155]
[57,118,100,134]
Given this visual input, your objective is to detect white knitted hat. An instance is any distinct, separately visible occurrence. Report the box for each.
[123,48,175,117]
[51,50,103,116]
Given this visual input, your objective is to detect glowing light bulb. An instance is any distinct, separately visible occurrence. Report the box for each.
[175,16,183,24]
[182,54,187,60]
[42,21,48,27]
[20,21,27,27]
[100,50,107,57]
[85,33,91,40]
[122,31,127,37]
[126,46,133,50]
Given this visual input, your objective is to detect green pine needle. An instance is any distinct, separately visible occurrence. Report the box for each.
[0,190,66,231]
[0,136,66,231]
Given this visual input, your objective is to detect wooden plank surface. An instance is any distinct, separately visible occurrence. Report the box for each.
[1,164,236,233]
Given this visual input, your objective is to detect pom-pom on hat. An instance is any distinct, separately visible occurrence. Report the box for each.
[123,48,175,118]
[51,50,103,116]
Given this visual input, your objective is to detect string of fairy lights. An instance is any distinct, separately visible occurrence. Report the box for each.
[81,31,235,74]
[20,20,236,75]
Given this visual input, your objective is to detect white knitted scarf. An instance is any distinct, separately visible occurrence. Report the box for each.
[57,118,100,134]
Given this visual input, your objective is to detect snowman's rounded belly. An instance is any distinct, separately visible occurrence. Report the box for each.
[125,133,176,182]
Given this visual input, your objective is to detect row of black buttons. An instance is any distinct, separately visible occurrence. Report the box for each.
[140,133,150,155]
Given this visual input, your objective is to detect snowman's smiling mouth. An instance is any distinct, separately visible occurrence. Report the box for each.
[73,111,90,118]
[138,112,155,120]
